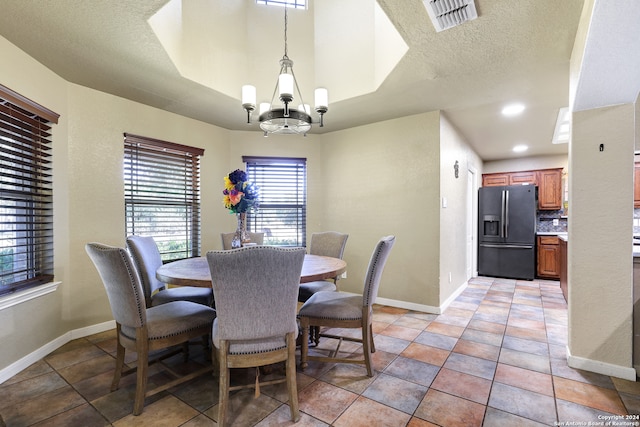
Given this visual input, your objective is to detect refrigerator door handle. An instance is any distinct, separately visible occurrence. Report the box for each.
[504,190,509,239]
[500,190,506,238]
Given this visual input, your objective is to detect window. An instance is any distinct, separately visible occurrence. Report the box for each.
[256,0,307,9]
[124,133,204,261]
[244,156,306,247]
[0,84,59,296]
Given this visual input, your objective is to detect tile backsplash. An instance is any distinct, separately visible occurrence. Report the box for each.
[537,210,567,233]
[536,208,640,234]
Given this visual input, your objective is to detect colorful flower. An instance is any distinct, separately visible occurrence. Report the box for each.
[222,169,259,213]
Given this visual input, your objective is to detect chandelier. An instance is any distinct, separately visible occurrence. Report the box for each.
[241,7,328,136]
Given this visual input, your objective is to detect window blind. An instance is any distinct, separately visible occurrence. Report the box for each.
[124,133,204,261]
[0,84,59,296]
[243,156,307,247]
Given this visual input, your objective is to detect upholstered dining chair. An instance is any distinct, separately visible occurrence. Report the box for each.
[298,231,349,302]
[206,246,305,426]
[220,232,265,249]
[126,235,212,308]
[85,243,216,416]
[299,235,395,377]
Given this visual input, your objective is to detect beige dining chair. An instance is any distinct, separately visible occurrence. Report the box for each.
[85,243,216,415]
[298,231,349,302]
[299,235,395,377]
[126,235,213,308]
[220,232,265,249]
[206,246,305,426]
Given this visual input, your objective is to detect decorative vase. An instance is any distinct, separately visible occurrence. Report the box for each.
[231,212,250,248]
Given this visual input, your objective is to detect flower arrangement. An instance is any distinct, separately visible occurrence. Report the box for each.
[222,169,260,214]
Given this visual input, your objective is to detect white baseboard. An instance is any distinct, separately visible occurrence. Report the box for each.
[375,280,469,315]
[439,281,469,313]
[0,320,115,384]
[375,296,440,314]
[567,345,637,381]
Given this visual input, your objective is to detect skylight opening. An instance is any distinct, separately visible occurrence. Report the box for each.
[256,0,307,9]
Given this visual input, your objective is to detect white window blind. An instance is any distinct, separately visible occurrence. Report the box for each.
[124,133,204,261]
[244,156,307,247]
[0,84,59,295]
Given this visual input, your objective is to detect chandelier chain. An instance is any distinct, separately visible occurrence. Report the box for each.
[283,6,288,59]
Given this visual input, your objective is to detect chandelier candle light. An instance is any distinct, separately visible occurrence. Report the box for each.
[241,6,328,136]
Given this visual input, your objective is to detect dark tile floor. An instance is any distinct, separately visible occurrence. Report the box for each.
[1,276,640,426]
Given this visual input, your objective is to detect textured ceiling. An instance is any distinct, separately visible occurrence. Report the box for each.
[0,0,587,160]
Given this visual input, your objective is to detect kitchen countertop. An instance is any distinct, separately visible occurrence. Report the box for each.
[537,231,567,237]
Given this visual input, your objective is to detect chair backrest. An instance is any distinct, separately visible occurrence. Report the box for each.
[85,243,146,329]
[126,235,165,306]
[206,246,305,341]
[362,236,396,307]
[220,232,265,249]
[309,231,349,259]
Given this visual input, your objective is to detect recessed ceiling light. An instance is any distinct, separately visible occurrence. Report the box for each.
[513,145,528,153]
[502,103,525,117]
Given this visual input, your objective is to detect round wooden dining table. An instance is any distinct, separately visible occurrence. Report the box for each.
[156,253,347,287]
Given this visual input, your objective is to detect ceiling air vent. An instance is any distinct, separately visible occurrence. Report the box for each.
[423,0,478,32]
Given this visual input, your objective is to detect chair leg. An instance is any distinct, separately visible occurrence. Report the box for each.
[369,323,376,353]
[362,323,373,377]
[182,342,189,362]
[300,318,310,371]
[285,332,300,422]
[111,331,125,392]
[202,334,211,361]
[133,329,150,415]
[218,341,230,427]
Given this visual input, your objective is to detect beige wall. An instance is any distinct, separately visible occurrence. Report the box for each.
[483,155,568,174]
[568,104,635,378]
[440,115,483,306]
[318,112,442,308]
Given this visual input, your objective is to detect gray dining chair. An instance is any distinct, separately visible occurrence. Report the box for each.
[299,235,395,377]
[220,232,265,249]
[298,231,349,302]
[85,243,216,416]
[206,246,305,426]
[126,235,212,308]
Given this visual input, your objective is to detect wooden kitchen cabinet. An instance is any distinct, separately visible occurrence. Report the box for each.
[509,171,538,186]
[538,169,563,210]
[482,173,510,186]
[634,162,640,208]
[537,235,560,279]
[482,168,563,210]
[559,237,567,302]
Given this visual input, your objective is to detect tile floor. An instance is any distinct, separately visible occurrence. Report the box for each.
[1,276,640,426]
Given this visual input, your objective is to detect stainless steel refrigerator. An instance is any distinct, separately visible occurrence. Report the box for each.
[478,185,537,280]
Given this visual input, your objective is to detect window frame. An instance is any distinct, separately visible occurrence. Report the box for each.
[243,156,307,247]
[124,133,204,261]
[0,84,59,297]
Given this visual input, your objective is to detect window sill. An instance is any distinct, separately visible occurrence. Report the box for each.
[0,281,60,311]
